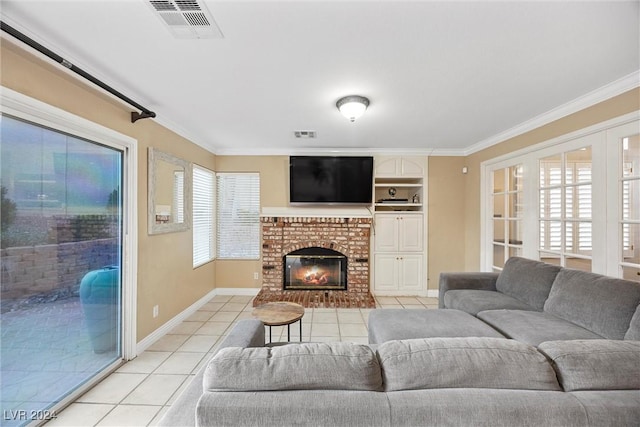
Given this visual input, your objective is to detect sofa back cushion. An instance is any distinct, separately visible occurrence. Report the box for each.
[376,337,561,392]
[624,305,640,340]
[544,269,640,339]
[204,342,383,392]
[538,340,640,391]
[495,257,561,310]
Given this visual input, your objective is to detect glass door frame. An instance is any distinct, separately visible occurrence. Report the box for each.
[480,111,639,274]
[606,120,640,278]
[1,86,138,414]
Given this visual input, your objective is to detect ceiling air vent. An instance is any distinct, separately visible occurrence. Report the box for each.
[294,131,317,139]
[149,0,223,39]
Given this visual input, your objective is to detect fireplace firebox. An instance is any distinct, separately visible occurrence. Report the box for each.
[283,247,347,291]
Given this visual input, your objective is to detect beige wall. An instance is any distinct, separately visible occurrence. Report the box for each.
[427,157,466,289]
[214,156,288,288]
[1,41,217,342]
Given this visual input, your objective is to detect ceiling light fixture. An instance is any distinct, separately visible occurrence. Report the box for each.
[336,95,369,122]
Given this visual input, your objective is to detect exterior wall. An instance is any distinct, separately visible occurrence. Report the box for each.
[0,239,117,303]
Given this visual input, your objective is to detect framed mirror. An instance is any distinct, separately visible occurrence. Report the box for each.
[148,148,192,234]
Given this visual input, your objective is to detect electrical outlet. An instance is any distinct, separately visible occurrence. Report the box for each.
[254,272,259,280]
[153,305,159,318]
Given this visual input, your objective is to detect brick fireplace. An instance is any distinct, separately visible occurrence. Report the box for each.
[254,215,376,308]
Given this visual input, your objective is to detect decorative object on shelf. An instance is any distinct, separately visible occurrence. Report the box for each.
[412,194,419,203]
[336,95,370,122]
[388,187,397,198]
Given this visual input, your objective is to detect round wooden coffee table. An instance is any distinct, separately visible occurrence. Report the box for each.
[252,302,305,344]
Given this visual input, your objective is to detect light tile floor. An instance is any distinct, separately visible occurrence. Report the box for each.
[47,294,438,426]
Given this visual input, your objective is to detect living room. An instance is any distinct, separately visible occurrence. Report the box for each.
[1,1,639,426]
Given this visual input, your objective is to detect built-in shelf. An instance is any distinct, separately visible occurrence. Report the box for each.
[373,157,424,212]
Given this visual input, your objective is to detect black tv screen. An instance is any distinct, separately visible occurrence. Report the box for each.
[289,156,373,205]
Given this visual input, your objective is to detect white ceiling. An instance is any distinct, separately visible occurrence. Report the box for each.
[1,0,639,155]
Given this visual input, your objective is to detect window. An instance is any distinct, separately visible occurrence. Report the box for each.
[482,115,639,282]
[539,147,593,271]
[491,164,523,269]
[216,173,260,259]
[610,123,640,281]
[193,165,215,267]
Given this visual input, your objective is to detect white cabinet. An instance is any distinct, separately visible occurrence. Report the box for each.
[372,156,427,296]
[374,214,423,252]
[374,254,423,292]
[375,156,424,178]
[373,213,424,294]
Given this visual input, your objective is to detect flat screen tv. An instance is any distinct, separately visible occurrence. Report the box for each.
[289,156,373,205]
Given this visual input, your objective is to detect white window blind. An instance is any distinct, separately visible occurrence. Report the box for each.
[539,156,592,256]
[216,173,260,259]
[193,165,215,267]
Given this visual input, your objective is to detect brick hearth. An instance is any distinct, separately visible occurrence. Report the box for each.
[257,216,375,308]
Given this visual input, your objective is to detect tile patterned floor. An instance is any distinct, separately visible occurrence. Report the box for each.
[1,298,119,427]
[45,294,438,426]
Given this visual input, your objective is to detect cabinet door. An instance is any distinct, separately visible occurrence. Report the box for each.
[374,214,399,251]
[374,254,399,291]
[398,214,423,252]
[398,254,423,291]
[375,157,400,177]
[400,157,424,177]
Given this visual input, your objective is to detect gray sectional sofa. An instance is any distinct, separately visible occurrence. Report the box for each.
[438,256,640,345]
[160,257,640,426]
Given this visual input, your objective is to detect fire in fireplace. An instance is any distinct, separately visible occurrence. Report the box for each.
[283,247,347,291]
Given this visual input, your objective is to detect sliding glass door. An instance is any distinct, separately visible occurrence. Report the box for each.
[1,115,124,426]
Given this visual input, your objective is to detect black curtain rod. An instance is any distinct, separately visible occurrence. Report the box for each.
[1,20,156,123]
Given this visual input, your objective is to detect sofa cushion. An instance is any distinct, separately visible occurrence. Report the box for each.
[376,337,561,392]
[544,269,640,339]
[538,340,640,391]
[197,390,392,427]
[624,304,640,341]
[444,289,536,315]
[438,272,499,308]
[204,342,382,392]
[495,257,562,310]
[367,309,505,344]
[477,310,603,347]
[387,389,588,427]
[569,391,640,427]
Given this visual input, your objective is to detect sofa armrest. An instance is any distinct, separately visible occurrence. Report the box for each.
[215,318,265,352]
[438,272,499,308]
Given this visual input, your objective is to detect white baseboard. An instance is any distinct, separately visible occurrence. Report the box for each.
[135,287,260,355]
[372,289,439,299]
[214,287,260,296]
[427,289,439,298]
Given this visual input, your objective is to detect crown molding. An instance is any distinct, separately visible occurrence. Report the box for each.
[463,70,640,156]
[212,146,438,156]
